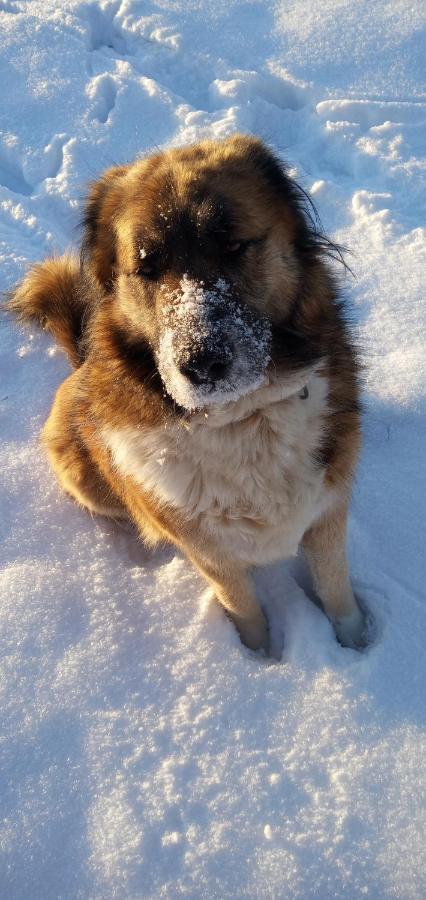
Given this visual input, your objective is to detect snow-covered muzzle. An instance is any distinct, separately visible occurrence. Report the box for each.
[156,276,272,411]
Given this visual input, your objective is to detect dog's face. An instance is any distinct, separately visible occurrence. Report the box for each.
[83,135,323,410]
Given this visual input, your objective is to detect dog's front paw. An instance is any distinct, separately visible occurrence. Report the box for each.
[333,604,368,650]
[235,610,269,654]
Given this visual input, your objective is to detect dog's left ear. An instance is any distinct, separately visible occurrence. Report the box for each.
[81,165,128,292]
[238,136,316,253]
[228,135,345,268]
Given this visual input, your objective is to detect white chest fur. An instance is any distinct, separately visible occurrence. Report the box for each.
[102,373,335,566]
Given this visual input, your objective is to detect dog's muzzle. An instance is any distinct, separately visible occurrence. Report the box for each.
[156,276,271,410]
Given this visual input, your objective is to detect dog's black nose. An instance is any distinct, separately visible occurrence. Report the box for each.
[180,348,232,385]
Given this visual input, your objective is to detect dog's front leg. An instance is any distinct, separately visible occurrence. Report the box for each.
[189,553,269,653]
[123,496,268,652]
[302,503,367,648]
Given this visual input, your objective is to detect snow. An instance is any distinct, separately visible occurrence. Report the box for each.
[157,276,271,410]
[0,1,425,898]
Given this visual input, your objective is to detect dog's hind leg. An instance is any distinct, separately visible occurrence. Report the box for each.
[43,374,127,520]
[302,503,366,648]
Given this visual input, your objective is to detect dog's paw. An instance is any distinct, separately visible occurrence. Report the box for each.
[236,611,270,654]
[333,604,369,650]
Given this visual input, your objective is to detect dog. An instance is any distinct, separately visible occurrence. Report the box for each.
[9,134,367,653]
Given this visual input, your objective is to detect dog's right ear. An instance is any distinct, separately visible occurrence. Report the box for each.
[81,165,128,292]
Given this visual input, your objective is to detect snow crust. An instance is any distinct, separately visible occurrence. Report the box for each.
[0,2,425,898]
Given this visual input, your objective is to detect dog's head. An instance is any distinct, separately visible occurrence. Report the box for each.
[82,135,339,410]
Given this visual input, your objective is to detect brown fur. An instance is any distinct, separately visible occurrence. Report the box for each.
[8,255,86,368]
[8,135,366,653]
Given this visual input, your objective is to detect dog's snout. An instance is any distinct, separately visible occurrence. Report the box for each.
[180,347,233,385]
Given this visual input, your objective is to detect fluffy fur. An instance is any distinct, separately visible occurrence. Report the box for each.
[8,134,366,653]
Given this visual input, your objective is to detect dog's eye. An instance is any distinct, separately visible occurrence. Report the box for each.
[224,240,252,255]
[136,264,158,280]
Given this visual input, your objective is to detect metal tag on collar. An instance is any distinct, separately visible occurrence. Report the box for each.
[299,385,309,400]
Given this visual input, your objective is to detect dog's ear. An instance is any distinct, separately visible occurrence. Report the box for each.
[81,165,128,292]
[226,135,347,269]
[225,135,294,193]
[236,136,318,249]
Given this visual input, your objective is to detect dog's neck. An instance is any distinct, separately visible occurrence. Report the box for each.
[181,365,321,430]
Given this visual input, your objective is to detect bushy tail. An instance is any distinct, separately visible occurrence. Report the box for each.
[7,255,86,368]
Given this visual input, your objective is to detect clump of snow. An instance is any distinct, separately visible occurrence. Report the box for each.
[0,2,425,899]
[157,275,271,410]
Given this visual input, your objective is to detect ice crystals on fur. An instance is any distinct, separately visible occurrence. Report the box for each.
[156,275,271,410]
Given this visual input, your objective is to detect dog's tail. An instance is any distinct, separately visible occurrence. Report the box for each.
[7,255,86,368]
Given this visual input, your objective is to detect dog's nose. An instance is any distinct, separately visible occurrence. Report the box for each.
[180,348,232,385]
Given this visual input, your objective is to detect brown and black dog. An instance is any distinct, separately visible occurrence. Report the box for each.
[9,134,367,653]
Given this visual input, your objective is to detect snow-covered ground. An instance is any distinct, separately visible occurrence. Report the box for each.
[1,2,425,897]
